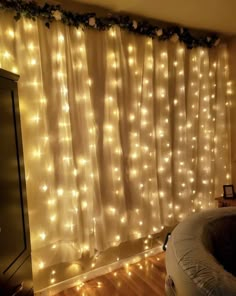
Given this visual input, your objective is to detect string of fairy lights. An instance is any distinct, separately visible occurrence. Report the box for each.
[0,7,232,292]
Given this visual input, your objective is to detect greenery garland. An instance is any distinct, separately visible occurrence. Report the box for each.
[0,0,220,49]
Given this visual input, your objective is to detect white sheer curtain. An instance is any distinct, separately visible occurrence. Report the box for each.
[0,11,231,277]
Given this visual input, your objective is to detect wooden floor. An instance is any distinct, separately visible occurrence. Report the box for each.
[56,252,166,296]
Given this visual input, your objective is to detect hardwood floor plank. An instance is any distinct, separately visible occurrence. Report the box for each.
[105,272,138,296]
[54,252,166,296]
[132,267,163,294]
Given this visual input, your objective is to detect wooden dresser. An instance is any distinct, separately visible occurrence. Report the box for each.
[0,69,33,295]
[215,197,236,208]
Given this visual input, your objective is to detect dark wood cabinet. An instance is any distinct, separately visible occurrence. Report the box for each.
[0,69,33,295]
[215,197,236,208]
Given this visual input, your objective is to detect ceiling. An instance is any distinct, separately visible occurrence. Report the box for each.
[67,0,236,35]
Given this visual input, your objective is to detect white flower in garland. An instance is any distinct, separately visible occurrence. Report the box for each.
[89,17,96,27]
[52,10,62,21]
[133,20,138,29]
[156,28,163,37]
[170,33,179,43]
[214,38,220,46]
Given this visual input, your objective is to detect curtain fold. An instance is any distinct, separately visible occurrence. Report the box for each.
[0,11,231,279]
